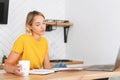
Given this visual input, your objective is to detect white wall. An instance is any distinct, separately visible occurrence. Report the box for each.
[1,0,120,66]
[0,0,120,79]
[66,0,120,66]
[0,0,66,63]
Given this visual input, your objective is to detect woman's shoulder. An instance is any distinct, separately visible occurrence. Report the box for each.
[18,33,30,38]
[16,33,30,40]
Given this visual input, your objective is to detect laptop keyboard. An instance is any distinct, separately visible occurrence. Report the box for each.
[85,65,114,71]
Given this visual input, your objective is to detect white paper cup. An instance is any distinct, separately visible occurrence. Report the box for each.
[19,60,30,76]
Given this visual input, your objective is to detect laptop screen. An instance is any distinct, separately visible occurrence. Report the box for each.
[114,48,120,69]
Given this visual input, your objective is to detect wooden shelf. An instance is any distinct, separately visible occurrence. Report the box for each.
[45,22,73,27]
[45,21,73,43]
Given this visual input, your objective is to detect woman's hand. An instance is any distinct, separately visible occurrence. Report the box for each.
[13,64,24,76]
[43,54,51,69]
[4,52,24,76]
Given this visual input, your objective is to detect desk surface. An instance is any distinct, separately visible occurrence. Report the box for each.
[0,60,83,70]
[1,67,120,80]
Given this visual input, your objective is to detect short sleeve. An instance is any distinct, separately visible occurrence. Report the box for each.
[12,36,24,54]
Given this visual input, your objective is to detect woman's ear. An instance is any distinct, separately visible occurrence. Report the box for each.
[26,24,32,34]
[26,24,29,27]
[26,24,32,30]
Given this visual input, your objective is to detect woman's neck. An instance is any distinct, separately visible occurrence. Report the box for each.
[32,34,41,40]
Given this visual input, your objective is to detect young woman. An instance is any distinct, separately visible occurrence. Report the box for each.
[4,11,51,76]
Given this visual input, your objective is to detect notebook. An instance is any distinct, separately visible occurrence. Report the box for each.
[29,68,83,75]
[85,48,120,71]
[29,69,55,75]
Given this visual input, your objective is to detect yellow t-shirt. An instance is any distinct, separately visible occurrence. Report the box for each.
[12,34,48,69]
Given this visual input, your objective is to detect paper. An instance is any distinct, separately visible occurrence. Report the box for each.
[52,67,84,71]
[0,70,6,73]
[29,68,83,75]
[29,69,55,75]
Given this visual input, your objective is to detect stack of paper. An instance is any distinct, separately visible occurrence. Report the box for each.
[29,69,55,74]
[29,67,83,75]
[0,70,6,73]
[52,67,83,71]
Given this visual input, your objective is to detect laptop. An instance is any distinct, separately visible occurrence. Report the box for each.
[85,48,120,71]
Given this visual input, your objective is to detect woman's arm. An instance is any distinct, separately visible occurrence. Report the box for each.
[43,54,51,69]
[4,51,23,76]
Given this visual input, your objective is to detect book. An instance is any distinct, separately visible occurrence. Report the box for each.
[52,67,83,71]
[29,67,83,75]
[29,69,55,75]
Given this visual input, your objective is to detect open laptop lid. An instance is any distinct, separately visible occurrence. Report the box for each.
[85,47,120,71]
[113,47,120,70]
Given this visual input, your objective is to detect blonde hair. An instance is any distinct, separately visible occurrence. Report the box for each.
[25,11,45,35]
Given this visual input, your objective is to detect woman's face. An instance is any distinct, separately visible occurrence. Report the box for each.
[30,15,46,36]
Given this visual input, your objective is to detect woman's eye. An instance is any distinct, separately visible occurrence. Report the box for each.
[36,25,39,26]
[36,24,40,26]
